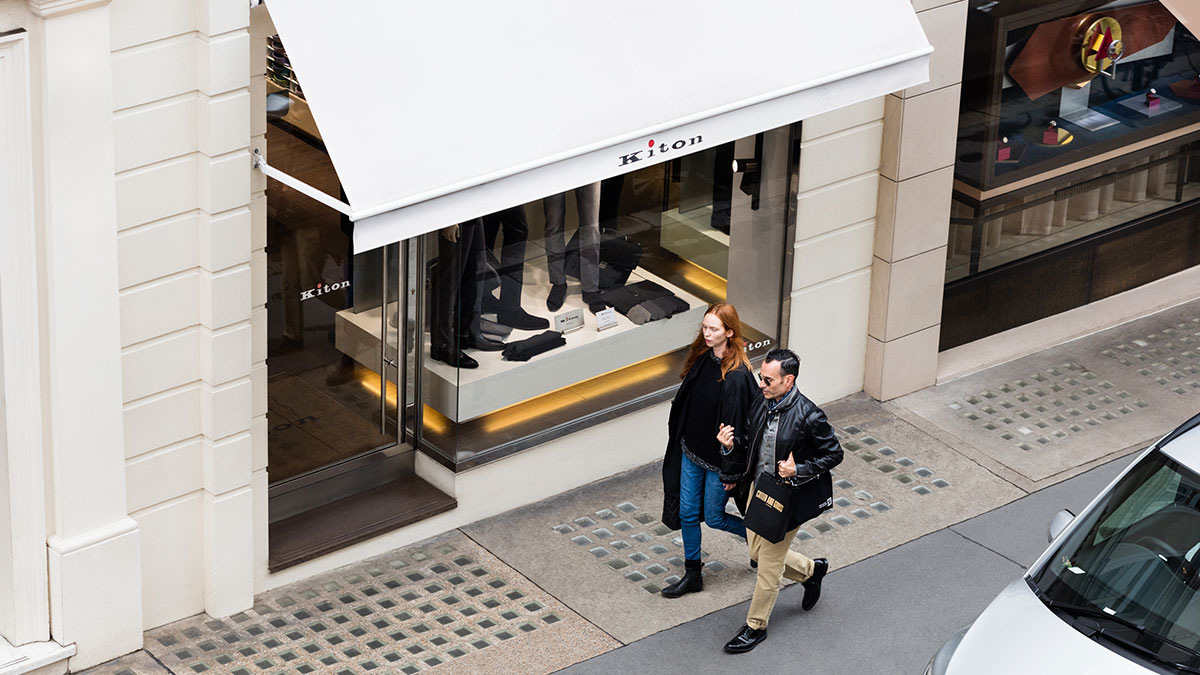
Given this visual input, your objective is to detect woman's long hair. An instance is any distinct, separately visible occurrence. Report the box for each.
[679,302,751,381]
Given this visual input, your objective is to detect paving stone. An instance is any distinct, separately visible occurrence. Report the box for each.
[142,532,615,675]
[897,300,1200,482]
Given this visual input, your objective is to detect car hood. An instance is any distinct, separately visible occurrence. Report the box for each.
[947,578,1154,674]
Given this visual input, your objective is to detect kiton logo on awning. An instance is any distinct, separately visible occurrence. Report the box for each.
[301,280,350,301]
[619,135,703,166]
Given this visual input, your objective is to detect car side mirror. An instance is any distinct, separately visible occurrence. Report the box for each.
[1048,509,1075,543]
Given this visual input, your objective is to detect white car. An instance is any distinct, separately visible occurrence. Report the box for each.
[928,413,1200,674]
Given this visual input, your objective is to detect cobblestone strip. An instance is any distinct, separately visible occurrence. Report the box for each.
[143,532,611,674]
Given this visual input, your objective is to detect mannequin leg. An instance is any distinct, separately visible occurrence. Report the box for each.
[456,219,485,341]
[432,231,459,353]
[575,182,602,302]
[543,193,567,286]
[496,206,529,311]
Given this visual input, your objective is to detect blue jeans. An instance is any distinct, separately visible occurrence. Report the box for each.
[679,452,746,561]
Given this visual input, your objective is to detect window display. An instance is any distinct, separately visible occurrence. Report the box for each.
[957,0,1200,192]
[331,126,796,467]
[942,1,1200,350]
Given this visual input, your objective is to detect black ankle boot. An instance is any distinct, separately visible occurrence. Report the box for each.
[661,559,703,598]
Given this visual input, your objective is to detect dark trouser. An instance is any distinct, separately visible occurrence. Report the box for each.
[599,174,625,233]
[543,182,601,294]
[431,219,484,352]
[481,205,529,312]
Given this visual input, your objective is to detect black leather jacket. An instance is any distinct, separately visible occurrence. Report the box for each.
[730,387,843,525]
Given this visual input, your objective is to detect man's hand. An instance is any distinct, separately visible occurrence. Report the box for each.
[440,224,461,243]
[723,482,737,491]
[778,453,797,478]
[716,423,735,450]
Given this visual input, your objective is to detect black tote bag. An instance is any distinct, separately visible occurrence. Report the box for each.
[744,471,834,544]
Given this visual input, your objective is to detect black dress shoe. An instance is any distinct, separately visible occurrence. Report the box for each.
[431,348,478,369]
[583,292,607,315]
[460,334,505,351]
[546,283,566,312]
[497,308,550,331]
[660,559,703,598]
[801,558,828,611]
[723,624,767,654]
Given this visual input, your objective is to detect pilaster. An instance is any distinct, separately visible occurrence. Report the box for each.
[29,0,143,667]
[865,0,966,400]
[196,1,255,618]
[248,0,271,590]
[0,28,50,647]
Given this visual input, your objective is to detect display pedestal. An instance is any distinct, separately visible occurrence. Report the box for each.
[335,265,705,423]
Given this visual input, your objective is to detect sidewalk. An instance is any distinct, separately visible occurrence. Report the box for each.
[80,298,1200,674]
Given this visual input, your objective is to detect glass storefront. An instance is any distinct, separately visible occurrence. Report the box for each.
[943,0,1200,349]
[411,127,794,467]
[264,34,797,491]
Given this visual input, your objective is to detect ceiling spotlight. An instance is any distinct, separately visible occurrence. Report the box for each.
[732,158,759,173]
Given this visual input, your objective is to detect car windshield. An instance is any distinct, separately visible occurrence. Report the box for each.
[1030,449,1200,669]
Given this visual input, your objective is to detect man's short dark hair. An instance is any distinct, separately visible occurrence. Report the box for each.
[764,348,799,379]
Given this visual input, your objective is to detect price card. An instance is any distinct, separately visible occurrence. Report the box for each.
[554,308,585,334]
[595,308,618,331]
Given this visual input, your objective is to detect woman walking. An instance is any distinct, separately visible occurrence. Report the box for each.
[661,302,758,598]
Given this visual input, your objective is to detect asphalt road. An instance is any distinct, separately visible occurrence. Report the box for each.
[561,453,1137,675]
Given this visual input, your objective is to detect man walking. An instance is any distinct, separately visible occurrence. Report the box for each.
[716,348,843,654]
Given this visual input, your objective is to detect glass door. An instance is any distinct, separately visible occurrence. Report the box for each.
[264,114,417,516]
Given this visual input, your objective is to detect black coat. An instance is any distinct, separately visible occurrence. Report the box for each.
[733,387,844,531]
[661,357,758,530]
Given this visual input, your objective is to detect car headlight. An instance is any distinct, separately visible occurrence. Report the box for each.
[926,624,970,675]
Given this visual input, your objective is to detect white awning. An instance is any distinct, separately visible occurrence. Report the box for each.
[264,0,932,253]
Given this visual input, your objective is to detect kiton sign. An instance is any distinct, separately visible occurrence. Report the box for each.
[619,135,703,167]
[301,280,350,301]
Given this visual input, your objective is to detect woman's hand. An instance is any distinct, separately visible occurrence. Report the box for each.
[716,423,735,450]
[723,482,737,491]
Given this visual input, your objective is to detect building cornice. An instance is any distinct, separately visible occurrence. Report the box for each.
[26,0,111,19]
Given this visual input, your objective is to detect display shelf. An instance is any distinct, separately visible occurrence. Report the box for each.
[335,263,705,423]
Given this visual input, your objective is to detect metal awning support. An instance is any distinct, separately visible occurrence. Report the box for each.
[250,148,353,217]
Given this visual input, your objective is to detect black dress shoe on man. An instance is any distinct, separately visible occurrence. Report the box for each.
[546,283,567,312]
[431,347,479,369]
[660,559,703,598]
[723,624,767,654]
[497,308,550,331]
[801,558,828,611]
[460,333,505,351]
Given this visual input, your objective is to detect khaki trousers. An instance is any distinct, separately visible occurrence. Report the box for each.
[745,497,815,629]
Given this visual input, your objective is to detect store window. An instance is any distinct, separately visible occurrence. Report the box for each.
[944,0,1200,349]
[413,126,796,467]
[264,35,796,485]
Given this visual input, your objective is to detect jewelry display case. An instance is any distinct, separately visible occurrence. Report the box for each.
[956,0,1200,195]
[941,0,1200,350]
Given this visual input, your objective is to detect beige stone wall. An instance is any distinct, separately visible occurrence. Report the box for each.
[789,98,886,405]
[109,0,255,630]
[865,0,966,400]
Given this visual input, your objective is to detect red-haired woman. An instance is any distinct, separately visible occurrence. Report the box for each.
[660,303,759,598]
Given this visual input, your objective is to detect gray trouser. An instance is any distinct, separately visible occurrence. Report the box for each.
[543,182,601,294]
